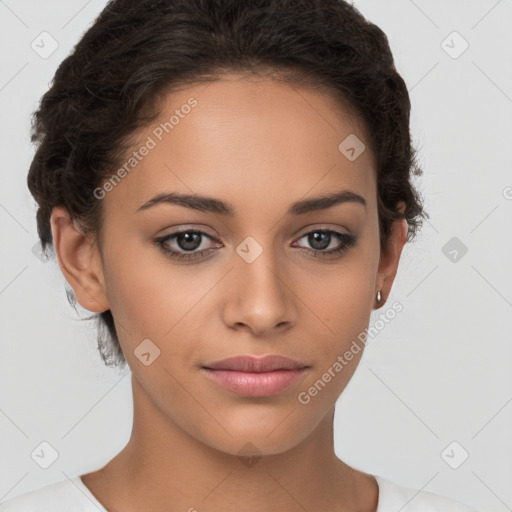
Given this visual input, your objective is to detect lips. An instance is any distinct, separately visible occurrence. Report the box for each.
[202,355,308,372]
[201,355,310,397]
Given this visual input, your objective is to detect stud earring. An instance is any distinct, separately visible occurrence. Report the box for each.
[376,290,382,303]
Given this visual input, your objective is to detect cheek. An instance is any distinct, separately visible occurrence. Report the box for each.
[302,257,376,339]
[102,224,378,360]
[295,274,372,409]
[101,240,217,359]
[104,266,160,336]
[100,237,175,341]
[294,252,377,402]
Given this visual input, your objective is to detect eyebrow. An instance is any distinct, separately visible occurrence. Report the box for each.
[136,190,367,216]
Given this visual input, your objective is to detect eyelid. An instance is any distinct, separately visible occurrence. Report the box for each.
[155,225,357,263]
[160,229,221,247]
[294,223,352,238]
[157,224,218,237]
[158,224,351,243]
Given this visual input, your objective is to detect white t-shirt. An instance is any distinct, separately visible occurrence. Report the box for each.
[0,474,477,511]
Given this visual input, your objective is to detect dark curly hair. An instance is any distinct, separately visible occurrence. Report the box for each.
[27,0,428,369]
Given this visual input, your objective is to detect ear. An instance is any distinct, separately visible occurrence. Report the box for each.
[374,202,408,309]
[50,206,110,313]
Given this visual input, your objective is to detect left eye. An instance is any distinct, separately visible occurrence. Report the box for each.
[154,228,357,262]
[292,229,357,258]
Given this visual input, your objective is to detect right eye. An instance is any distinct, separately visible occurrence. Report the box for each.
[154,229,222,262]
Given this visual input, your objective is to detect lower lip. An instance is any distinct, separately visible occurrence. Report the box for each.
[201,368,308,397]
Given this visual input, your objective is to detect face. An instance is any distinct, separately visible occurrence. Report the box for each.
[52,73,406,457]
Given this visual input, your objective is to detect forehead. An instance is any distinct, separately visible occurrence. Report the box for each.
[101,73,376,220]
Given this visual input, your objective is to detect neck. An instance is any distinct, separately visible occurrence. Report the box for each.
[83,375,378,512]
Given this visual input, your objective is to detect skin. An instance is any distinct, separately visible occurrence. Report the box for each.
[50,72,407,512]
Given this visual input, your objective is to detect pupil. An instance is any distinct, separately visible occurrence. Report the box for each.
[309,232,330,250]
[178,232,201,251]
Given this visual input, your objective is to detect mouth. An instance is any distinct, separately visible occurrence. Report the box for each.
[201,355,310,397]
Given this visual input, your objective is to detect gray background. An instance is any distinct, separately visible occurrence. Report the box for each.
[1,1,511,510]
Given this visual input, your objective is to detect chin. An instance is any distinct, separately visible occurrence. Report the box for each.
[207,434,304,461]
[189,414,313,466]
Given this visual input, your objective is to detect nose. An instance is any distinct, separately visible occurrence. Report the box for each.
[222,245,298,336]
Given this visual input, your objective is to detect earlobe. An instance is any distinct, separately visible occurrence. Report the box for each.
[374,215,408,308]
[50,206,110,314]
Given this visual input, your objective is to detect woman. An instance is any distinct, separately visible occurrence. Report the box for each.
[0,0,477,510]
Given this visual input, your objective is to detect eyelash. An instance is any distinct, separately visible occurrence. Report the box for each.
[154,228,357,262]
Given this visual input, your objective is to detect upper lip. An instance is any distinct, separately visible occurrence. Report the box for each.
[202,355,308,372]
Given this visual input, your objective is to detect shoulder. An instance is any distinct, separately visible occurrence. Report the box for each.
[0,476,105,512]
[374,475,477,512]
